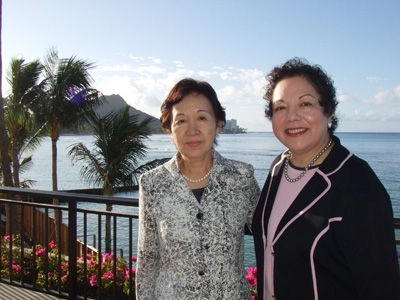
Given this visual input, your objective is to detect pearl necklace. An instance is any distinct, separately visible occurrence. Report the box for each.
[284,139,333,183]
[182,168,212,183]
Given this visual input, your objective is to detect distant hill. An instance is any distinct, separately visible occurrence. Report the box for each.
[97,94,163,133]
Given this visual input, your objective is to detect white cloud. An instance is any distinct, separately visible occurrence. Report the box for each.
[128,55,145,62]
[366,76,387,83]
[134,65,166,75]
[94,75,162,113]
[197,70,214,79]
[94,64,135,72]
[374,85,400,105]
[217,85,237,104]
[174,61,185,68]
[149,57,162,64]
[337,90,356,103]
[349,108,400,123]
[90,54,399,132]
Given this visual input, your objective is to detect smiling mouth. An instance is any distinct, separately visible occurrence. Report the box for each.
[187,141,202,147]
[287,128,307,134]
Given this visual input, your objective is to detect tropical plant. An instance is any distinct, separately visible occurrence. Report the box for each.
[35,47,103,248]
[1,235,258,299]
[0,236,136,299]
[0,0,15,239]
[38,47,103,192]
[246,267,258,300]
[68,106,168,253]
[4,57,46,188]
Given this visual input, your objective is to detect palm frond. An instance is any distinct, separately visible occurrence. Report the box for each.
[68,105,160,195]
[130,157,170,185]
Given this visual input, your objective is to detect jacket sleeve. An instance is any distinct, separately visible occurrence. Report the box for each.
[135,174,160,300]
[339,161,400,299]
[245,164,261,232]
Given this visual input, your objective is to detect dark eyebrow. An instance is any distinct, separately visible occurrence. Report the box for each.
[198,109,213,114]
[299,94,318,100]
[174,109,213,117]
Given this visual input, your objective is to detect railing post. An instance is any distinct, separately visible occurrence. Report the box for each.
[68,199,77,300]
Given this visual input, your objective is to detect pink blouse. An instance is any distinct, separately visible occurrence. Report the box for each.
[264,164,318,300]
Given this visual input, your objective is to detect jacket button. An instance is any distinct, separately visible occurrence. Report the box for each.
[196,212,203,220]
[198,270,205,276]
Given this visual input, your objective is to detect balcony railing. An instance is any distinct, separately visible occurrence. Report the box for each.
[0,186,138,300]
[0,186,399,299]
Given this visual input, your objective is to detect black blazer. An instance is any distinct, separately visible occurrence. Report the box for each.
[252,135,400,300]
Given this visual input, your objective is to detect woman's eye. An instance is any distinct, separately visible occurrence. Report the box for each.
[176,119,185,125]
[199,116,207,121]
[274,106,285,113]
[301,102,313,107]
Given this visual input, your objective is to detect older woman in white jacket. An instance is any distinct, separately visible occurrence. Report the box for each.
[136,78,260,300]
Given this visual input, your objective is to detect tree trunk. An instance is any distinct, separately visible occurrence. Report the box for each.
[0,0,13,187]
[104,184,114,254]
[11,134,20,187]
[51,127,62,249]
[0,0,16,236]
[10,135,22,234]
[105,203,112,254]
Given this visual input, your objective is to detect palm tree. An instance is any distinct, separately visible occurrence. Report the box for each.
[0,0,13,188]
[68,106,169,253]
[39,47,103,192]
[5,58,46,188]
[0,0,16,236]
[37,47,103,247]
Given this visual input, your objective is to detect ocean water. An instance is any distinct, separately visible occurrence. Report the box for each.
[22,132,400,268]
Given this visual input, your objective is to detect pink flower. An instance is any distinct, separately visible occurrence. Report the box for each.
[246,267,257,287]
[132,256,137,262]
[86,254,92,260]
[5,236,15,242]
[12,264,21,273]
[36,248,46,257]
[49,241,57,249]
[102,271,114,280]
[90,275,97,287]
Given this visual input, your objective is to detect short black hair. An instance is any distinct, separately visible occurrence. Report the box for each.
[264,58,339,134]
[160,78,226,132]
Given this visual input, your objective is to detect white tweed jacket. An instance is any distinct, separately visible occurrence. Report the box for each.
[136,151,260,300]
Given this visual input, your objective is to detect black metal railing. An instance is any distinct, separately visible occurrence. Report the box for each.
[0,186,138,300]
[0,187,399,299]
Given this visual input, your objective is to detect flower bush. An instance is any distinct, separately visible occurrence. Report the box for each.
[1,235,258,299]
[1,235,135,299]
[247,266,259,300]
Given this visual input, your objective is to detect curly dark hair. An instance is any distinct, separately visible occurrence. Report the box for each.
[264,58,339,134]
[160,78,226,132]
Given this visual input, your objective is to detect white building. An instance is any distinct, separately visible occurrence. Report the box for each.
[224,119,238,133]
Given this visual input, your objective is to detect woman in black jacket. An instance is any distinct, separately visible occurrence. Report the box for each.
[252,58,400,300]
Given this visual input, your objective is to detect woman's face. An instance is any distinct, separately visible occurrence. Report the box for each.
[170,93,222,161]
[271,76,331,160]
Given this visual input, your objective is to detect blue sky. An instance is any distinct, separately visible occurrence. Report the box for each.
[2,0,400,132]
